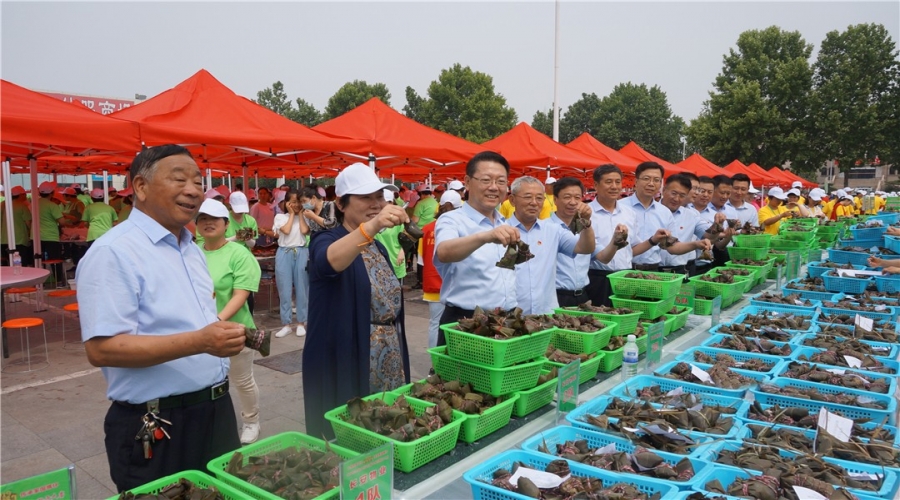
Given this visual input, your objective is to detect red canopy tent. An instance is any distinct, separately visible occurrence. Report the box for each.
[723,160,781,186]
[566,133,640,175]
[481,123,610,180]
[770,166,817,188]
[618,141,686,175]
[111,69,368,179]
[675,153,727,178]
[313,98,483,181]
[746,163,790,188]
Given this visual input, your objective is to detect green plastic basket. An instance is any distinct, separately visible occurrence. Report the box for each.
[392,383,519,443]
[688,273,746,306]
[109,471,246,500]
[693,297,713,315]
[779,230,817,243]
[770,237,808,251]
[441,323,554,368]
[324,393,464,473]
[599,345,624,372]
[605,270,686,299]
[554,308,643,335]
[206,433,359,500]
[545,351,605,384]
[725,257,776,285]
[428,346,545,396]
[816,225,843,236]
[767,251,787,265]
[549,322,616,354]
[664,306,693,334]
[513,370,557,417]
[609,295,677,320]
[722,265,762,285]
[732,234,772,248]
[807,246,824,263]
[727,245,769,261]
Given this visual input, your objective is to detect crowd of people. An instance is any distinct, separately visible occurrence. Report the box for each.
[4,143,893,493]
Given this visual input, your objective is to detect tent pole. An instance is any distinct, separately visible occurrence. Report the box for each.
[3,160,15,252]
[30,157,41,264]
[102,170,109,204]
[242,164,248,193]
[207,168,213,190]
[228,173,232,191]
[368,153,376,171]
[254,173,258,190]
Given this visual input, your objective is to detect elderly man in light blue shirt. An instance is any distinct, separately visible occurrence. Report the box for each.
[77,145,246,492]
[435,151,521,345]
[507,176,595,314]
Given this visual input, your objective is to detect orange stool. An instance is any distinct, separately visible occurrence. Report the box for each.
[61,303,82,350]
[1,317,49,373]
[4,287,38,315]
[48,290,77,333]
[42,259,65,288]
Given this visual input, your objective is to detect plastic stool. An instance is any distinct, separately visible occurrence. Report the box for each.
[61,303,83,350]
[4,287,37,315]
[42,259,65,288]
[1,317,49,373]
[48,290,77,332]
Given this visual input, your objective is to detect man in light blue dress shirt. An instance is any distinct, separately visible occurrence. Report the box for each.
[728,173,759,229]
[552,178,593,307]
[690,176,731,274]
[435,151,521,345]
[507,176,595,314]
[77,145,246,492]
[659,174,715,275]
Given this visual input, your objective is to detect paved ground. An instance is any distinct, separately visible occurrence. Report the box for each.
[0,272,433,498]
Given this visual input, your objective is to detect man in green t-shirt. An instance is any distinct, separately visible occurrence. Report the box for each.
[74,184,92,207]
[37,181,70,283]
[82,188,119,244]
[1,186,33,266]
[375,191,408,280]
[411,184,438,230]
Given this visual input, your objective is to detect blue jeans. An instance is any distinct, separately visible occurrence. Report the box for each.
[275,246,309,326]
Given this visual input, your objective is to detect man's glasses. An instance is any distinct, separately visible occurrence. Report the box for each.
[637,176,662,184]
[470,176,508,188]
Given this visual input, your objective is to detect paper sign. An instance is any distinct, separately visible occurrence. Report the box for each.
[848,473,883,482]
[593,443,618,455]
[855,314,874,332]
[665,387,684,397]
[340,442,393,500]
[786,251,801,280]
[640,424,695,444]
[646,321,666,366]
[844,355,863,368]
[838,269,884,277]
[817,407,853,442]
[825,368,846,375]
[510,467,570,489]
[776,264,783,288]
[689,364,713,384]
[793,486,828,500]
[556,359,580,418]
[711,295,722,326]
[0,466,76,500]
[676,283,695,309]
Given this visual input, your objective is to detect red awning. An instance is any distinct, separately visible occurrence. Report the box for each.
[675,153,727,178]
[481,123,609,177]
[566,133,640,174]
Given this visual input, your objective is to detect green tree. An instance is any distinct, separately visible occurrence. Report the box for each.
[558,93,604,144]
[592,84,684,161]
[294,98,323,127]
[323,80,391,120]
[531,107,553,137]
[255,81,322,127]
[810,23,900,185]
[403,63,517,143]
[685,26,814,167]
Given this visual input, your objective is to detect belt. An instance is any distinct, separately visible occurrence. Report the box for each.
[659,265,687,274]
[633,263,660,271]
[556,288,585,297]
[588,269,612,277]
[114,378,229,411]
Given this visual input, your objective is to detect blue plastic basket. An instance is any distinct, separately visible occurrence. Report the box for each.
[701,334,795,356]
[773,360,897,395]
[790,346,899,375]
[463,449,680,500]
[869,212,900,225]
[822,270,875,294]
[873,274,900,293]
[781,281,842,302]
[737,413,900,447]
[567,395,745,441]
[692,464,885,500]
[848,225,887,240]
[675,347,786,375]
[790,332,899,360]
[739,304,821,321]
[608,374,752,403]
[755,377,896,424]
[829,248,873,266]
[749,292,821,312]
[884,235,900,253]
[520,426,713,488]
[696,440,899,498]
[651,360,770,398]
[751,384,897,424]
[807,261,866,278]
[820,302,898,322]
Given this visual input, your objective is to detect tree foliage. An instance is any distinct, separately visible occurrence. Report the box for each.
[255,81,322,127]
[685,26,814,168]
[531,107,554,137]
[403,63,517,143]
[323,80,390,121]
[810,23,900,181]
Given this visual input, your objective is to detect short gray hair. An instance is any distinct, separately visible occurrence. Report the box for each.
[130,144,192,182]
[510,176,543,195]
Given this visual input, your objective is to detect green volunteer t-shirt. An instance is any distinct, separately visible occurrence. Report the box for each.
[82,202,118,241]
[414,196,438,229]
[1,201,32,245]
[76,194,92,206]
[37,197,63,242]
[374,224,407,279]
[202,241,261,330]
[225,212,259,250]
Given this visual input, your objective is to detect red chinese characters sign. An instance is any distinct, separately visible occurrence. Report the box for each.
[40,92,135,115]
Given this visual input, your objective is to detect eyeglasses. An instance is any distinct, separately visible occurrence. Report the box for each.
[637,176,662,184]
[470,176,508,188]
[666,190,689,200]
[695,188,713,195]
[515,195,545,204]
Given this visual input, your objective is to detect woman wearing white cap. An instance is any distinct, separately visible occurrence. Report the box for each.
[302,163,411,439]
[195,199,263,444]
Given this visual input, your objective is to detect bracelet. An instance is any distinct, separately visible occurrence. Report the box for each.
[358,224,375,247]
[648,237,658,247]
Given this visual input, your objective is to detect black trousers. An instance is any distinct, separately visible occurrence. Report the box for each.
[39,240,65,283]
[104,393,239,492]
[1,243,34,267]
[713,246,730,269]
[586,269,614,307]
[437,304,475,346]
[556,288,589,308]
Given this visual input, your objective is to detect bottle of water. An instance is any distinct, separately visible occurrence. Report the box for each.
[621,334,640,381]
[12,252,22,275]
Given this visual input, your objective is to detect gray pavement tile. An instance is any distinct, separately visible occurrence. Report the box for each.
[0,419,50,462]
[1,448,72,484]
[1,410,22,429]
[256,415,306,440]
[76,452,117,495]
[38,415,106,463]
[3,374,109,434]
[74,465,117,499]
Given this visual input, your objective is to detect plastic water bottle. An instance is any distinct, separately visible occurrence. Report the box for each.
[12,252,22,275]
[621,334,640,382]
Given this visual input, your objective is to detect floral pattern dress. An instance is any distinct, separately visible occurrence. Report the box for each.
[361,244,406,393]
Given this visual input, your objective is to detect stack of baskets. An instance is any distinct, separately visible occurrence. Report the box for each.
[554,304,643,373]
[605,270,685,345]
[689,270,753,314]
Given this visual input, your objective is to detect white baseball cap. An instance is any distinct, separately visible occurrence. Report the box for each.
[205,188,223,200]
[545,176,557,185]
[767,187,787,201]
[791,181,803,188]
[383,189,395,202]
[439,190,463,208]
[335,163,398,197]
[273,190,287,205]
[229,191,250,213]
[786,188,801,198]
[748,182,760,194]
[90,188,105,199]
[198,198,229,218]
[38,181,56,194]
[808,188,825,201]
[448,180,465,191]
